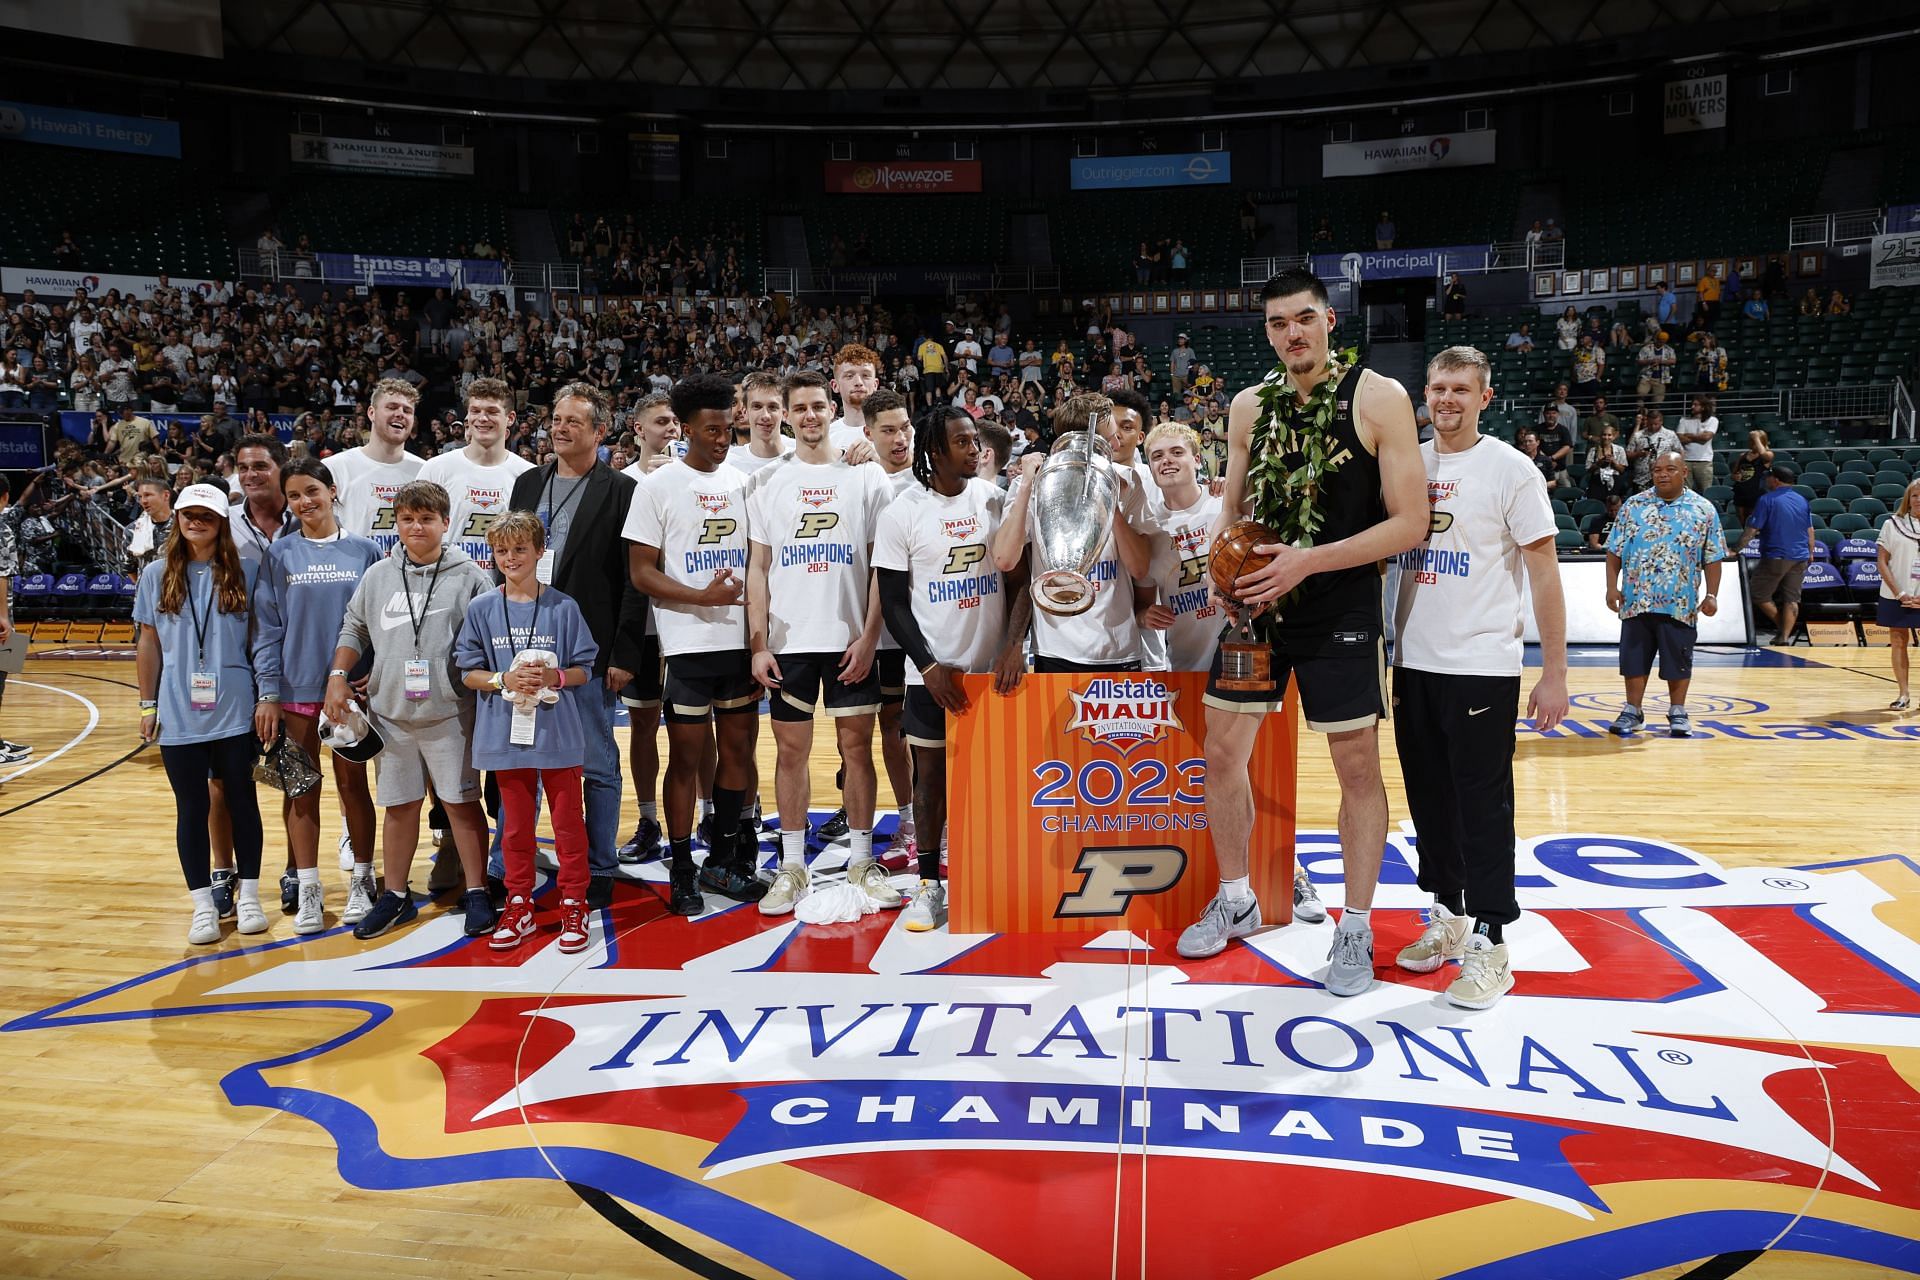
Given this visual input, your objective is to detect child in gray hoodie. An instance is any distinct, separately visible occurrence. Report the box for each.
[325,479,497,941]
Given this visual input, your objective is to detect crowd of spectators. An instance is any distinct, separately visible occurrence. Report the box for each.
[564,212,751,297]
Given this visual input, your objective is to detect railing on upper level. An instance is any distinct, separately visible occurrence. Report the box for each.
[761,265,1061,297]
[1789,209,1882,250]
[1239,239,1565,288]
[236,249,578,293]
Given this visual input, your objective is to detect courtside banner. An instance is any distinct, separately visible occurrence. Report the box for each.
[824,160,982,193]
[948,672,1297,935]
[1322,131,1495,177]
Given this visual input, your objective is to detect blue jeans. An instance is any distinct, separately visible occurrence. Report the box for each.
[489,677,622,881]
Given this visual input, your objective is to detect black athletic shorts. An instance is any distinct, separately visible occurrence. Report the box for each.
[1204,620,1388,734]
[663,649,761,724]
[1032,655,1143,674]
[875,648,906,704]
[1618,612,1696,681]
[900,685,946,750]
[618,633,664,709]
[768,651,883,722]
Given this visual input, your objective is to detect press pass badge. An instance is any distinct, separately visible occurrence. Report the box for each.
[536,549,555,585]
[190,671,218,710]
[404,658,432,700]
[510,697,538,746]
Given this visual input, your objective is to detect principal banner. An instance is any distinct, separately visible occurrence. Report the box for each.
[1070,152,1231,190]
[1322,131,1494,178]
[1664,74,1728,133]
[1309,246,1482,283]
[0,100,180,158]
[824,160,981,194]
[1870,232,1920,289]
[290,133,475,177]
[948,672,1297,935]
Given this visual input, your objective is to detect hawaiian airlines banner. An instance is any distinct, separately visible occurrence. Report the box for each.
[825,160,982,193]
[947,672,1297,934]
[1322,131,1495,177]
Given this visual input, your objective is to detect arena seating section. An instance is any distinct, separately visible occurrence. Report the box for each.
[558,198,762,285]
[1295,168,1529,256]
[1055,188,1244,289]
[0,143,230,278]
[276,177,512,258]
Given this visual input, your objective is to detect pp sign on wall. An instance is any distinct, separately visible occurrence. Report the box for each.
[948,673,1298,934]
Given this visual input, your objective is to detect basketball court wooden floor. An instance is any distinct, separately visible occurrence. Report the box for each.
[2,642,1918,1280]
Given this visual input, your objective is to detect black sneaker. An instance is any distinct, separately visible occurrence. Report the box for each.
[461,888,498,938]
[352,889,418,939]
[279,870,300,914]
[211,870,237,921]
[699,854,766,901]
[618,815,664,865]
[586,874,614,910]
[668,862,705,916]
[815,807,850,844]
[486,875,508,909]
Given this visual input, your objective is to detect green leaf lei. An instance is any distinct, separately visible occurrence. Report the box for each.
[1242,345,1359,630]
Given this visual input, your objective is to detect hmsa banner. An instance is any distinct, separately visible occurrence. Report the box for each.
[948,672,1298,934]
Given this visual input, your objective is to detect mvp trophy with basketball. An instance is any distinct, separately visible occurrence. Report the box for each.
[1210,518,1282,692]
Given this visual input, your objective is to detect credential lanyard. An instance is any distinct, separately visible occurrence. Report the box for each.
[400,550,446,656]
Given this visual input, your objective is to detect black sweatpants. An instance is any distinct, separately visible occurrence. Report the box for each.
[161,732,263,890]
[1392,667,1521,927]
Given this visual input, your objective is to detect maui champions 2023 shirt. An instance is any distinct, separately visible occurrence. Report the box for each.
[417,449,535,571]
[1392,436,1558,678]
[326,445,425,555]
[745,455,893,654]
[622,457,751,657]
[870,477,1007,683]
[1140,488,1225,672]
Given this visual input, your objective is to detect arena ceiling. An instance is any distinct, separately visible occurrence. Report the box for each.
[222,0,1830,94]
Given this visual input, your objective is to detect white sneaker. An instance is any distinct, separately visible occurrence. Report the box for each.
[337,831,356,872]
[759,866,811,916]
[902,879,947,932]
[342,873,376,924]
[236,898,270,935]
[1396,903,1470,973]
[293,882,326,935]
[1447,935,1514,1009]
[188,909,220,945]
[848,858,903,908]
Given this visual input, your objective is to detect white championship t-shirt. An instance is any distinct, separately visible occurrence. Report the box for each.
[1392,436,1558,677]
[418,449,535,570]
[871,478,1008,683]
[327,446,425,554]
[746,456,892,654]
[827,418,866,454]
[873,466,918,652]
[1028,511,1140,667]
[1142,489,1225,672]
[623,458,751,657]
[728,439,793,476]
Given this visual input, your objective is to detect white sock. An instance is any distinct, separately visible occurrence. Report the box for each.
[236,878,261,906]
[1669,702,1686,713]
[297,866,320,886]
[1219,875,1252,902]
[190,886,215,914]
[639,800,658,820]
[850,830,873,862]
[1624,703,1641,716]
[1339,905,1371,931]
[353,860,373,877]
[779,829,806,870]
[898,803,914,831]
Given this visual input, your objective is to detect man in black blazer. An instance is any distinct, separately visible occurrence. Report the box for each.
[491,381,647,908]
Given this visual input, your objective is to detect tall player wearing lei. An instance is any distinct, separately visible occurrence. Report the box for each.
[746,371,896,915]
[1177,268,1427,1001]
[623,373,766,915]
[872,406,1031,930]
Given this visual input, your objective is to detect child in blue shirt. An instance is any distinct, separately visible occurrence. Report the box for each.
[455,511,599,953]
[134,483,268,946]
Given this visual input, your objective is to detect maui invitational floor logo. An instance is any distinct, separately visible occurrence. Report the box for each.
[10,830,1920,1277]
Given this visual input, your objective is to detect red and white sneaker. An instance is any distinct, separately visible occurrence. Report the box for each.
[490,896,536,951]
[557,898,591,954]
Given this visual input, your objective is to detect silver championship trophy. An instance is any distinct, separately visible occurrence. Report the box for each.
[1029,427,1120,616]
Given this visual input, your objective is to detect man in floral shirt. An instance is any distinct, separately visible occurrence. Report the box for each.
[1604,450,1727,738]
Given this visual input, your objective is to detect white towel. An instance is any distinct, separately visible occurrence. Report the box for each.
[794,883,881,925]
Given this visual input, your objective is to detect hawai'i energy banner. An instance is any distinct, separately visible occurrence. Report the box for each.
[948,672,1298,934]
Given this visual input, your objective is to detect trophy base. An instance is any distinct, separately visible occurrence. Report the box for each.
[1033,571,1097,617]
[1217,642,1275,693]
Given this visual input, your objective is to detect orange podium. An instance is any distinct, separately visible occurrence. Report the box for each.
[947,672,1298,935]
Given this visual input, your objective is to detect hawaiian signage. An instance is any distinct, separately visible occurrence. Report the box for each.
[1069,152,1231,190]
[948,672,1296,934]
[0,99,180,157]
[1322,130,1495,177]
[0,266,221,298]
[8,832,1919,1276]
[290,133,476,177]
[1664,73,1729,134]
[824,160,982,194]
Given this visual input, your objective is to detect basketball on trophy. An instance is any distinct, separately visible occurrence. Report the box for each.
[1209,519,1282,602]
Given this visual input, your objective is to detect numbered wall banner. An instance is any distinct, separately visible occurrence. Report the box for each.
[289,133,475,177]
[1870,232,1920,289]
[1664,74,1728,133]
[1322,131,1495,177]
[948,672,1297,934]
